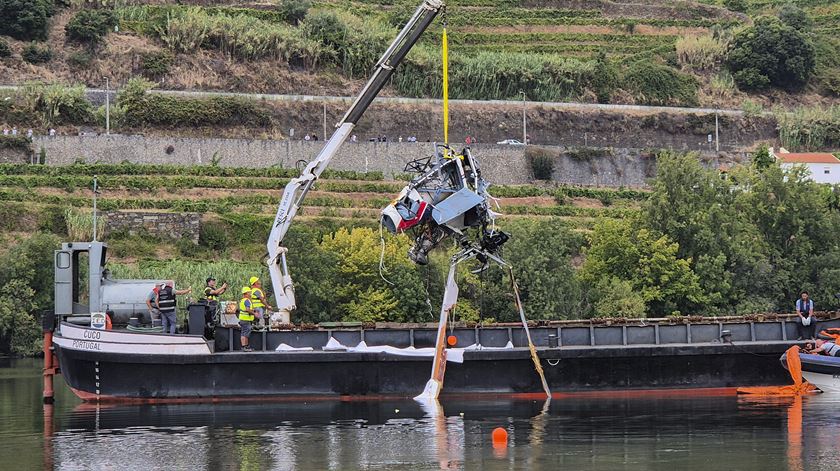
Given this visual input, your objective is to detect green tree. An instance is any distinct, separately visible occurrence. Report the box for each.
[752,144,775,170]
[590,50,617,104]
[277,0,310,26]
[470,219,583,321]
[726,17,816,90]
[580,218,705,316]
[644,152,773,313]
[319,227,428,323]
[591,277,646,318]
[0,0,53,41]
[0,233,60,355]
[778,3,813,32]
[733,163,840,308]
[65,8,118,44]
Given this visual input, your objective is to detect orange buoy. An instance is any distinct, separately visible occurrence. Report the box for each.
[491,427,508,446]
[447,335,457,346]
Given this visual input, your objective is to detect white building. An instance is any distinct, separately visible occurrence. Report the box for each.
[775,150,840,184]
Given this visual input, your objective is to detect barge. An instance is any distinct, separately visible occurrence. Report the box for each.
[49,310,825,402]
[42,240,826,403]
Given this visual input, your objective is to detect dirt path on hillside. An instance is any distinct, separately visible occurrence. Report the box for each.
[458,24,708,36]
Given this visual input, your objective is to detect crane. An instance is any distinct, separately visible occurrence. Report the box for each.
[264,0,549,400]
[266,0,445,318]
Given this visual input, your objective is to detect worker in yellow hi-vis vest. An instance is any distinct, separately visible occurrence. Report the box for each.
[239,287,255,352]
[249,277,273,329]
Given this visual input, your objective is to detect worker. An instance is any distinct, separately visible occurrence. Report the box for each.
[203,276,228,311]
[249,276,273,329]
[146,282,165,326]
[156,281,192,334]
[239,287,255,352]
[795,291,816,340]
[810,339,840,357]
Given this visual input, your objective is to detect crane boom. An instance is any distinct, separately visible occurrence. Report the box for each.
[267,0,445,316]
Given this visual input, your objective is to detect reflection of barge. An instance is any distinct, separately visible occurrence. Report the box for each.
[45,240,828,403]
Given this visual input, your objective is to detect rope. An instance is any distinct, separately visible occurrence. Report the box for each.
[508,267,551,397]
[441,25,450,147]
[425,264,434,318]
[378,222,395,286]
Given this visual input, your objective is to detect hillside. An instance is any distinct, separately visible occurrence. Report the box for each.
[0,0,838,110]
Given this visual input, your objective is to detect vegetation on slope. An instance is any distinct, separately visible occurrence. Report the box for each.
[5,147,840,353]
[0,0,837,109]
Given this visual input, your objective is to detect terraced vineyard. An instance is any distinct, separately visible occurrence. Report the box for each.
[0,163,644,242]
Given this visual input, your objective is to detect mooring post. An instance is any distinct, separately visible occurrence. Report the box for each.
[42,311,57,404]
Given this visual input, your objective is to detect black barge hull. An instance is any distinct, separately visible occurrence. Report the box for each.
[55,341,797,402]
[55,318,835,402]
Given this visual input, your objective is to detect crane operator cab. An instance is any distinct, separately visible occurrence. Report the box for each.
[381,144,509,267]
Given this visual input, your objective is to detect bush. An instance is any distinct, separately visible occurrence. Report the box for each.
[303,10,348,51]
[21,42,51,64]
[176,237,200,257]
[67,50,93,68]
[725,17,815,91]
[140,50,174,78]
[154,7,323,67]
[709,71,736,100]
[65,8,117,44]
[723,0,747,13]
[778,3,812,32]
[118,77,272,128]
[0,0,53,41]
[590,51,617,103]
[199,220,231,251]
[675,35,726,70]
[776,105,840,151]
[277,0,310,25]
[623,62,699,106]
[20,82,93,126]
[526,148,555,180]
[591,278,646,318]
[0,39,11,58]
[741,99,764,118]
[0,135,31,151]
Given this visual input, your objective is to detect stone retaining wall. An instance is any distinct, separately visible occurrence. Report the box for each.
[105,211,200,243]
[32,135,749,187]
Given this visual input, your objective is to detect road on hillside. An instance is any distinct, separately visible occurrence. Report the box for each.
[0,84,745,116]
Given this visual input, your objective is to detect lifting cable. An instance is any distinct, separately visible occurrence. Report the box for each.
[441,19,450,148]
[508,266,551,398]
[378,222,395,286]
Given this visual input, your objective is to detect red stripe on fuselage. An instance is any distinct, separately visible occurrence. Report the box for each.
[397,201,428,232]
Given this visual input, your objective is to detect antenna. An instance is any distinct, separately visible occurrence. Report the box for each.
[92,175,99,241]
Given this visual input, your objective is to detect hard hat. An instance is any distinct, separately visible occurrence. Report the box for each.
[241,287,252,295]
[249,276,259,285]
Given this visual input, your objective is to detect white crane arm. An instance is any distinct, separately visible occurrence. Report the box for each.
[266,0,445,316]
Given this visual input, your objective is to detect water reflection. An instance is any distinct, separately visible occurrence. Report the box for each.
[49,396,807,470]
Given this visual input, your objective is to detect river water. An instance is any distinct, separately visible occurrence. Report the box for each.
[2,357,839,470]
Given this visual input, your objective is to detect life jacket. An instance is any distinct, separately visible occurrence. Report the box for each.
[239,298,254,322]
[158,286,176,313]
[251,287,265,309]
[204,286,217,301]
